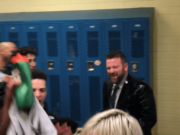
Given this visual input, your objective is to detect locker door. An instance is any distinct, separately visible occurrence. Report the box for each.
[0,25,2,42]
[22,24,42,69]
[103,21,124,80]
[3,24,22,47]
[81,23,103,122]
[41,24,62,117]
[61,23,83,126]
[126,21,149,84]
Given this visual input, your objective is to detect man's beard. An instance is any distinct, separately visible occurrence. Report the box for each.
[110,71,126,84]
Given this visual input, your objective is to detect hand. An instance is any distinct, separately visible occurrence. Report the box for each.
[55,122,73,135]
[2,76,12,83]
[5,78,21,103]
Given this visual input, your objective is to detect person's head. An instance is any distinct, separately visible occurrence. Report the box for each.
[106,50,128,84]
[58,118,78,134]
[17,46,37,69]
[0,42,16,64]
[31,68,47,105]
[81,109,143,135]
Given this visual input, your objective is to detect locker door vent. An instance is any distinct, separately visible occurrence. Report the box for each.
[27,32,39,56]
[131,30,145,58]
[49,75,61,117]
[108,31,121,51]
[66,32,78,57]
[89,76,101,116]
[69,76,81,121]
[9,32,19,47]
[46,32,58,57]
[87,32,99,57]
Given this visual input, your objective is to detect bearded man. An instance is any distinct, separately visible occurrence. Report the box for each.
[103,50,157,135]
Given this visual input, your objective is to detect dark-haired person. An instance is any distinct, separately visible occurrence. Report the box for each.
[31,68,73,135]
[103,50,157,135]
[58,118,78,134]
[17,46,36,69]
[31,68,48,112]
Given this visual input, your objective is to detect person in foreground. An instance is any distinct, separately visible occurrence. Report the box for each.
[81,109,143,135]
[103,50,157,135]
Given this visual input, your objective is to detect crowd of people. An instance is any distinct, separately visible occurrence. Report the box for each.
[0,42,157,135]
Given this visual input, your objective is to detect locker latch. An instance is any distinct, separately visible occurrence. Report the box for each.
[47,61,54,70]
[130,62,138,72]
[67,61,73,71]
[87,61,94,71]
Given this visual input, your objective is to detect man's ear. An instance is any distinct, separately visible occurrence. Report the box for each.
[124,63,128,72]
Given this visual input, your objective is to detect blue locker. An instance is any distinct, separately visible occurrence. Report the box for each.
[41,24,63,117]
[126,21,150,83]
[21,24,42,69]
[103,21,124,80]
[0,25,2,42]
[81,23,103,122]
[61,23,83,125]
[3,24,22,47]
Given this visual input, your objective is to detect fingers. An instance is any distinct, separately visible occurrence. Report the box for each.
[5,78,21,102]
[2,76,12,83]
[56,122,73,135]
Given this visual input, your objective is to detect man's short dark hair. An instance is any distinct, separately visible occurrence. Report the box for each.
[106,50,126,63]
[17,46,37,56]
[31,69,47,81]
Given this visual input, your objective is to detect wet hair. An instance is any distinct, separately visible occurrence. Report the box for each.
[58,118,78,134]
[81,109,143,135]
[106,50,126,63]
[31,68,47,81]
[17,46,37,56]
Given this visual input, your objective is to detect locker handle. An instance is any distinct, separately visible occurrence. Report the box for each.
[47,61,54,70]
[130,62,138,72]
[87,61,94,71]
[67,61,73,71]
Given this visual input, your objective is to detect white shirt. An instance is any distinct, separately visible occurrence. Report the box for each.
[6,96,57,135]
[113,74,128,108]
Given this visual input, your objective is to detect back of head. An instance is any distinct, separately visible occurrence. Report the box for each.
[106,50,126,63]
[31,68,47,81]
[17,46,37,56]
[81,109,143,135]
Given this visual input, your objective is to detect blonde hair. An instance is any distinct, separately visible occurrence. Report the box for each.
[81,109,143,135]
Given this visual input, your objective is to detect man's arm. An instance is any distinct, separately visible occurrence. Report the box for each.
[137,84,157,134]
[0,79,21,135]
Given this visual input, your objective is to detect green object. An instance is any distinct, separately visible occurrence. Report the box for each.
[12,62,33,110]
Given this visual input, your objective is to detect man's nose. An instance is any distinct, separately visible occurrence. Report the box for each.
[34,91,41,98]
[108,68,115,73]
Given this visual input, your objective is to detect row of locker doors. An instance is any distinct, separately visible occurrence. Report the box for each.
[0,20,149,126]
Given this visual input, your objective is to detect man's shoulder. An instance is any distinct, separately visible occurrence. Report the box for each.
[127,74,152,90]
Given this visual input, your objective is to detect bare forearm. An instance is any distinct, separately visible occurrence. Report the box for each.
[0,100,11,135]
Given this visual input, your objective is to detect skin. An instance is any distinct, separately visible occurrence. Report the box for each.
[0,42,16,83]
[26,53,36,69]
[32,79,46,105]
[55,122,73,135]
[0,79,21,135]
[0,42,16,70]
[106,57,128,84]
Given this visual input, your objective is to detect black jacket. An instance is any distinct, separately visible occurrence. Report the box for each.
[103,74,157,135]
